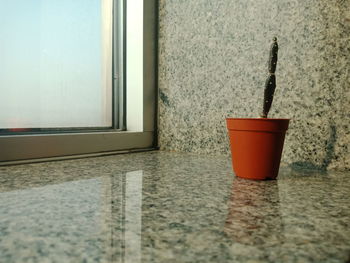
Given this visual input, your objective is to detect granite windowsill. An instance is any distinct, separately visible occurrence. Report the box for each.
[0,151,349,263]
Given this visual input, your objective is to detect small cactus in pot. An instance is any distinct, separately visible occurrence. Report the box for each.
[225,37,290,180]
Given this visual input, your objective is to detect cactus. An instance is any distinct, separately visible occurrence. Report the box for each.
[261,37,278,118]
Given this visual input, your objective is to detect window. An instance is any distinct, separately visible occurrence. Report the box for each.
[0,0,157,164]
[0,0,114,130]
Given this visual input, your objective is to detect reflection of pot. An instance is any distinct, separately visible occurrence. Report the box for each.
[224,178,284,246]
[226,118,289,180]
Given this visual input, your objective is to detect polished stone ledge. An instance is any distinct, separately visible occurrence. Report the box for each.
[0,151,349,262]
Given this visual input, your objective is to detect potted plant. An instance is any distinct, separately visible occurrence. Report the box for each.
[226,37,290,180]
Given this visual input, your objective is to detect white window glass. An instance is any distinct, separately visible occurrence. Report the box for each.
[0,0,113,129]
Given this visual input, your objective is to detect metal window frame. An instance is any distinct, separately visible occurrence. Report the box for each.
[113,0,126,130]
[0,0,158,165]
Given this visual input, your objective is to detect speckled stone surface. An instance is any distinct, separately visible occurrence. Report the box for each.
[158,0,350,170]
[1,151,350,262]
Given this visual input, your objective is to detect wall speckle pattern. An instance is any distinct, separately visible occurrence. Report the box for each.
[158,0,350,170]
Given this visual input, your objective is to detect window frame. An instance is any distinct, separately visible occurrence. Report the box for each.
[0,0,158,164]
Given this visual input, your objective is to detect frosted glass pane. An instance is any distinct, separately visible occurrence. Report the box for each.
[0,0,113,129]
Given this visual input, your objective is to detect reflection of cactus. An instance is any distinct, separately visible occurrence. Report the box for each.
[261,37,278,118]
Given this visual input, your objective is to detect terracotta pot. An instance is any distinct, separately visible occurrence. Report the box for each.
[226,118,290,180]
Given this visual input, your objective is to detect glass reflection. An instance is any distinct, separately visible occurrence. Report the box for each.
[0,170,144,263]
[0,177,107,261]
[124,170,143,263]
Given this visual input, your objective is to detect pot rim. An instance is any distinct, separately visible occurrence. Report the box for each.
[226,118,290,132]
[226,118,290,121]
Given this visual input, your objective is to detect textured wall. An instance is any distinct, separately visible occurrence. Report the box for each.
[158,0,350,170]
